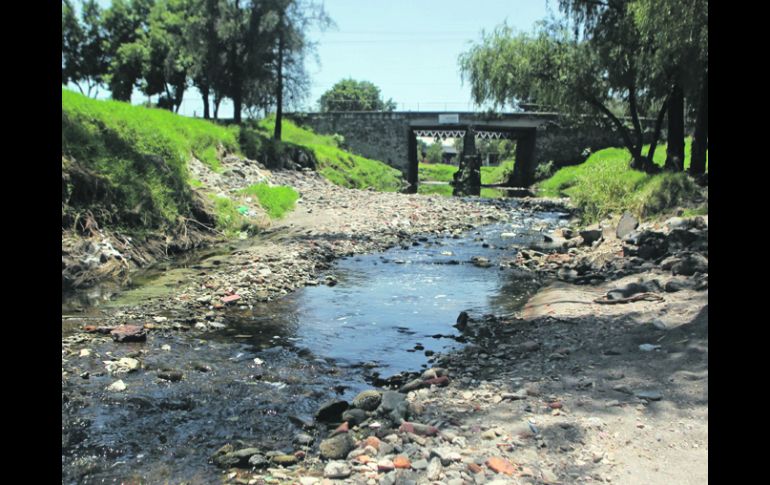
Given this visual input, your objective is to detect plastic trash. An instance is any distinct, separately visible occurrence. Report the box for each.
[638,343,662,352]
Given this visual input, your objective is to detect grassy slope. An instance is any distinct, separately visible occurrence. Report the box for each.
[63,90,405,234]
[62,89,243,229]
[258,117,404,192]
[537,139,708,222]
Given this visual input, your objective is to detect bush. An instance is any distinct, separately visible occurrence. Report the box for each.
[538,143,707,223]
[634,173,701,218]
[534,161,555,181]
[332,133,346,148]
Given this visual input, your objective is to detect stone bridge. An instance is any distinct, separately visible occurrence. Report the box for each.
[286,111,649,188]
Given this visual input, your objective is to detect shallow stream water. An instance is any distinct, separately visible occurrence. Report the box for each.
[61,201,569,484]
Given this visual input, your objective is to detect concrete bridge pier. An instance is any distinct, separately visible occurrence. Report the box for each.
[508,129,537,187]
[406,130,418,192]
[452,128,482,196]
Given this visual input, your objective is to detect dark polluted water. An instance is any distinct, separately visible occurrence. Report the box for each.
[61,205,569,484]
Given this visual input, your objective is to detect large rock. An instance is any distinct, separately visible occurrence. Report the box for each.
[341,408,368,426]
[671,253,708,276]
[379,391,409,423]
[616,212,638,239]
[319,433,354,460]
[104,357,140,375]
[579,229,603,246]
[352,390,382,411]
[213,447,262,469]
[455,311,469,331]
[315,400,348,423]
[110,325,146,343]
[470,256,492,268]
[666,229,698,250]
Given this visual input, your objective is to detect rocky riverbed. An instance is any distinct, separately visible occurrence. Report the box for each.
[62,163,707,484]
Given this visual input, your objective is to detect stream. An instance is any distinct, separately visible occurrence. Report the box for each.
[61,202,569,484]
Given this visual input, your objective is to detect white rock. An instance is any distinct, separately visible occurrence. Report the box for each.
[104,357,140,375]
[107,380,126,392]
[324,461,351,479]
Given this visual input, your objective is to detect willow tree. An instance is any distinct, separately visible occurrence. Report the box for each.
[459,20,660,172]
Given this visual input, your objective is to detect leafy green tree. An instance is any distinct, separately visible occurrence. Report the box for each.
[460,10,662,173]
[102,0,154,101]
[425,141,444,164]
[630,0,708,174]
[319,79,396,112]
[270,0,332,139]
[185,0,224,119]
[62,0,84,86]
[63,0,109,97]
[141,0,194,112]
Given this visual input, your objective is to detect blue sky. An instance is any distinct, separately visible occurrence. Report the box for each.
[76,0,555,117]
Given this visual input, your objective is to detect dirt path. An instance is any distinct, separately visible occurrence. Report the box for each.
[409,279,708,484]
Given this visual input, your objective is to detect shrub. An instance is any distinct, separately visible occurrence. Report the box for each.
[534,161,555,181]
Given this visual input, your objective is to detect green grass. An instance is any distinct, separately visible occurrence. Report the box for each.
[481,159,515,185]
[418,159,515,185]
[418,183,454,196]
[240,183,299,219]
[62,88,240,229]
[258,117,404,192]
[211,196,250,236]
[419,163,458,183]
[536,139,707,223]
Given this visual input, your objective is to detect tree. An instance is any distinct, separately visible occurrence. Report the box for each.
[141,0,194,112]
[62,0,109,97]
[186,0,224,119]
[62,0,84,86]
[460,0,670,174]
[319,79,396,112]
[102,0,154,101]
[425,141,444,164]
[269,0,332,140]
[630,0,708,174]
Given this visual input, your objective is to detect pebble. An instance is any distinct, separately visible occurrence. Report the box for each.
[426,457,443,481]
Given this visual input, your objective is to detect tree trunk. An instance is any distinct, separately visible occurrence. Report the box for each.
[646,98,668,164]
[274,23,284,141]
[233,85,242,124]
[689,70,708,175]
[213,92,221,120]
[201,85,210,120]
[665,83,685,172]
[586,96,648,172]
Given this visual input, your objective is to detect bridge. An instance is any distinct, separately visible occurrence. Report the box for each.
[285,111,640,189]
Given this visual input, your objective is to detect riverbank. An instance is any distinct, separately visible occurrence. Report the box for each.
[62,168,706,484]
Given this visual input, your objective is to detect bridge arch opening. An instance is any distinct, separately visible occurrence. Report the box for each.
[406,125,537,195]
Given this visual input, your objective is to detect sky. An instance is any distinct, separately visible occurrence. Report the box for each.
[77,0,556,118]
